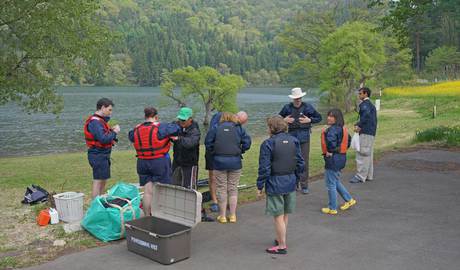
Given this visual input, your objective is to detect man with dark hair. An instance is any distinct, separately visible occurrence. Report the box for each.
[350,87,378,183]
[84,98,120,198]
[171,107,201,189]
[279,87,322,194]
[128,107,180,216]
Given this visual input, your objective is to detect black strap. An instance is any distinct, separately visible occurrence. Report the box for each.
[135,127,142,149]
[148,124,155,154]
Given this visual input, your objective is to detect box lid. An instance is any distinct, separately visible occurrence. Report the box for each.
[151,183,202,228]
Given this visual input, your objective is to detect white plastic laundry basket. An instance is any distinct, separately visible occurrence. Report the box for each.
[53,192,85,223]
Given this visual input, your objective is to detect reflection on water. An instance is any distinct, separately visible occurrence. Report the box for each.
[0,87,320,156]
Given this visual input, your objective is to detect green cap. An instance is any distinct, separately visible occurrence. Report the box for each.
[177,107,193,120]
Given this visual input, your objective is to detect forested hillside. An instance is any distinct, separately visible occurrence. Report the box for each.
[70,0,318,86]
[57,0,460,88]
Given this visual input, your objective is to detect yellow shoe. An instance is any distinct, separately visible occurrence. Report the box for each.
[321,208,338,215]
[340,199,357,211]
[217,216,228,223]
[228,215,237,223]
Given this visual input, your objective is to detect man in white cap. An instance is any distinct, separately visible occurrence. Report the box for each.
[279,87,322,194]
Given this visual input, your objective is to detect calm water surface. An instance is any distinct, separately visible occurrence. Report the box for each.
[0,87,320,156]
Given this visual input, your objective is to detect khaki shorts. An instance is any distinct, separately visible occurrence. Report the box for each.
[265,192,296,216]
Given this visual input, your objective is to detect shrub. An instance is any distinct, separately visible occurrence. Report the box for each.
[415,126,460,146]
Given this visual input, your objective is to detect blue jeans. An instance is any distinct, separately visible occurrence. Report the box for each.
[325,169,352,210]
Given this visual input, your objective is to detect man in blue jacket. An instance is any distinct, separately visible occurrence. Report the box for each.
[279,88,322,194]
[83,98,120,198]
[350,87,378,183]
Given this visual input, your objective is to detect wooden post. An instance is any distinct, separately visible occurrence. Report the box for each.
[433,97,437,119]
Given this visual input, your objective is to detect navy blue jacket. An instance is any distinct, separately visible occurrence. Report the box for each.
[257,133,304,195]
[357,99,377,136]
[204,121,251,170]
[87,116,117,155]
[323,124,351,171]
[279,102,322,143]
[209,112,222,129]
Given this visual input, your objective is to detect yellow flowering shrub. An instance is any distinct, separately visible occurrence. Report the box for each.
[384,81,460,96]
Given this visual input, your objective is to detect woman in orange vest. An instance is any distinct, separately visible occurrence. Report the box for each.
[128,107,180,216]
[321,108,356,215]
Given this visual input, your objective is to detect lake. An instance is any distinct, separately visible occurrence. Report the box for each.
[0,87,320,157]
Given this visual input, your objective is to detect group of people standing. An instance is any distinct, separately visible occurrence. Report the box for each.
[83,86,377,255]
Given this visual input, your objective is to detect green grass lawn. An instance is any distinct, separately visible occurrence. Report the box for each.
[1,85,459,268]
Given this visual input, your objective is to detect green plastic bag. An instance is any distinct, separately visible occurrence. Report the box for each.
[81,182,141,242]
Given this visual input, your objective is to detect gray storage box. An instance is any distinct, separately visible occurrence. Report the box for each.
[125,183,202,265]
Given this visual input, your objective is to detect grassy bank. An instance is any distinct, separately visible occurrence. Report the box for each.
[1,81,460,268]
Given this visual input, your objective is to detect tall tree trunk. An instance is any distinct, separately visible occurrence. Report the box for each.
[345,84,355,113]
[415,31,421,73]
[203,101,212,126]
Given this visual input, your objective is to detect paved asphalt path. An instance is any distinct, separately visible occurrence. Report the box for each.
[25,149,460,270]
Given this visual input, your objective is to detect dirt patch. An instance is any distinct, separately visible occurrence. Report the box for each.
[378,109,418,117]
[387,159,460,173]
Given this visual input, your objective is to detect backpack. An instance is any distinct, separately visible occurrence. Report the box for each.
[21,185,49,204]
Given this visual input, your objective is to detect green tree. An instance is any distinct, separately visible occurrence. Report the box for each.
[100,54,135,86]
[376,34,413,87]
[425,46,460,80]
[319,21,386,112]
[277,10,336,88]
[370,0,460,72]
[0,0,112,113]
[160,66,245,125]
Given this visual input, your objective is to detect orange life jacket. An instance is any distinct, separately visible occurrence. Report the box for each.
[321,126,348,155]
[83,114,114,149]
[133,122,171,159]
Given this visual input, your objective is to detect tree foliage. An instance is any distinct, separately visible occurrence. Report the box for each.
[0,0,112,113]
[160,66,245,125]
[370,0,460,73]
[277,9,336,89]
[91,0,312,87]
[425,46,460,81]
[319,22,386,112]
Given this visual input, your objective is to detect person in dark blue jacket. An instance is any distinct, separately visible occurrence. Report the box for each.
[321,108,356,215]
[205,111,248,213]
[204,111,222,212]
[205,112,251,223]
[279,87,322,194]
[83,98,120,198]
[350,87,378,184]
[256,116,304,255]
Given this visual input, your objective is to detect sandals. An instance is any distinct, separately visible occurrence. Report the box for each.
[228,215,237,223]
[216,216,228,223]
[266,246,287,255]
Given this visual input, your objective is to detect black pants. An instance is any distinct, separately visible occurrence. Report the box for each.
[172,165,198,189]
[298,141,310,188]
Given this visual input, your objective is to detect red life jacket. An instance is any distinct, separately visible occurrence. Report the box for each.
[84,114,114,149]
[133,122,171,159]
[321,126,348,155]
